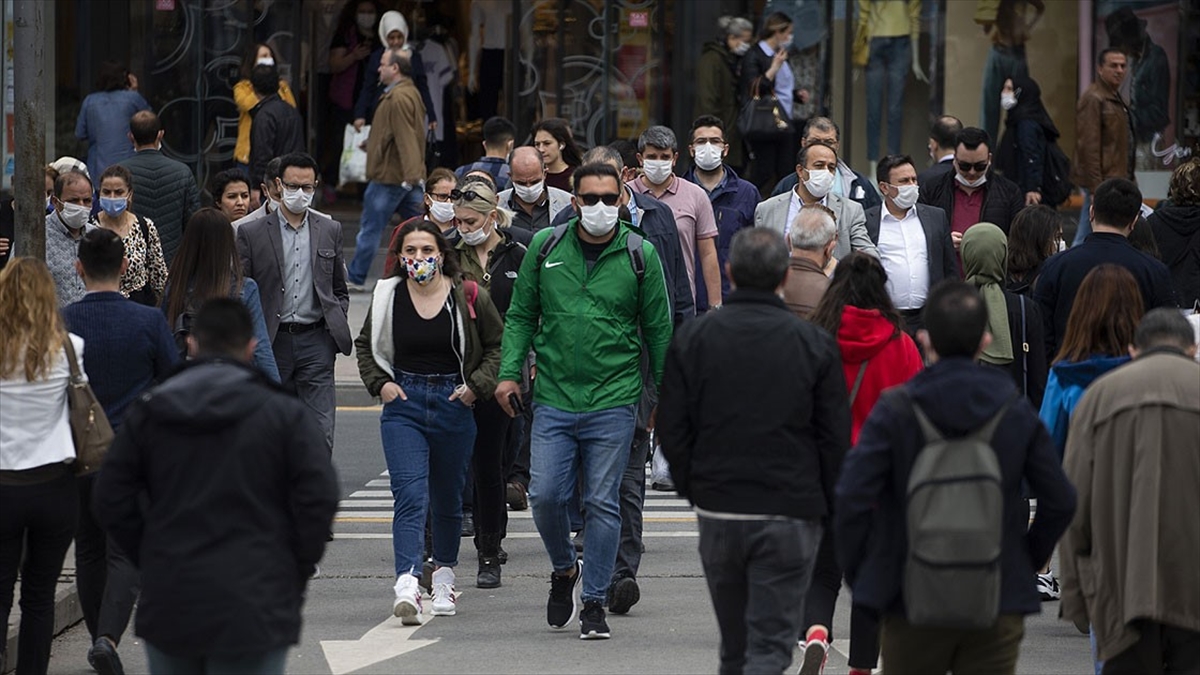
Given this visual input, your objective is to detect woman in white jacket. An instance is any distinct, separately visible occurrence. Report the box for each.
[0,258,84,674]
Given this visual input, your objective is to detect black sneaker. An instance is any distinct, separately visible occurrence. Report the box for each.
[579,600,611,640]
[547,559,583,629]
[607,576,640,615]
[88,636,126,675]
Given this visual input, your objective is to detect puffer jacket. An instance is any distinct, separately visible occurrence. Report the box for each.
[119,149,201,266]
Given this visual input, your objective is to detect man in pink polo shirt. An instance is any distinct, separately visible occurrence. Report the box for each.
[630,125,723,307]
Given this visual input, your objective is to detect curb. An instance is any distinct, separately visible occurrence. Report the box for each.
[335,382,378,408]
[4,581,83,673]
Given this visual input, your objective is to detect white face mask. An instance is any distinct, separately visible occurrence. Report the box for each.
[428,199,456,224]
[266,196,281,213]
[803,169,835,198]
[778,35,793,50]
[692,143,724,172]
[955,171,988,189]
[280,185,313,214]
[642,159,674,185]
[256,57,275,67]
[891,184,920,210]
[514,180,545,203]
[356,13,376,30]
[579,203,619,237]
[1000,93,1018,111]
[57,201,91,230]
[733,42,750,56]
[460,220,492,246]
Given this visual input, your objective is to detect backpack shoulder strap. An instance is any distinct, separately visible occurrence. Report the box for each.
[136,214,150,243]
[1019,295,1028,397]
[908,397,944,444]
[849,359,869,405]
[625,231,645,283]
[536,223,570,267]
[463,280,478,321]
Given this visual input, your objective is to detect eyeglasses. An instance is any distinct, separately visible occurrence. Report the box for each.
[692,138,726,146]
[428,192,454,202]
[281,181,318,194]
[451,189,486,202]
[576,193,621,206]
[956,161,989,173]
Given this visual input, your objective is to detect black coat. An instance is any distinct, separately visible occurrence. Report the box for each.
[249,95,305,188]
[916,157,955,187]
[1033,232,1178,357]
[658,290,850,520]
[835,359,1076,617]
[1146,204,1200,309]
[93,359,338,657]
[918,166,1025,234]
[980,291,1049,410]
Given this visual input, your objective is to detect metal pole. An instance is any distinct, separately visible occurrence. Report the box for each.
[13,0,46,260]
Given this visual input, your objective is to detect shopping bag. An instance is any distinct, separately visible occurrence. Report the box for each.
[649,429,674,491]
[339,124,370,186]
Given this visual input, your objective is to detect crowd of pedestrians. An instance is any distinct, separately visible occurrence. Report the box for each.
[0,9,1197,675]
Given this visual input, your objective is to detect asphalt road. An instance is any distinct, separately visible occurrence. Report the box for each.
[42,407,1096,675]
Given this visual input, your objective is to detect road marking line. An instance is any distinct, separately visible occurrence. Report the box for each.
[336,511,696,520]
[333,531,700,539]
[335,405,381,412]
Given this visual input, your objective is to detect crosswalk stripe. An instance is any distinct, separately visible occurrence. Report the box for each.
[335,510,696,521]
[333,531,701,539]
[344,492,692,507]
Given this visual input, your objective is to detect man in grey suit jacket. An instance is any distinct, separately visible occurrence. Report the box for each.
[864,154,959,335]
[753,143,879,261]
[236,152,352,451]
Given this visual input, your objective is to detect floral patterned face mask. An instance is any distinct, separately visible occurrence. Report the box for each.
[403,255,440,285]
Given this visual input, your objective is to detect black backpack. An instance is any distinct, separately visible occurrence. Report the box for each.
[1040,142,1074,208]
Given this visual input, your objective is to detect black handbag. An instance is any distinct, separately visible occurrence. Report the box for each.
[425,129,441,173]
[737,77,792,142]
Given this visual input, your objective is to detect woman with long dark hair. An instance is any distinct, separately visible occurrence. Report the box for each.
[163,208,279,382]
[739,12,797,195]
[803,252,922,675]
[1006,205,1064,295]
[234,43,296,177]
[355,220,503,622]
[995,75,1061,206]
[452,182,527,588]
[326,0,382,190]
[91,165,167,307]
[532,118,583,193]
[0,259,82,675]
[75,61,151,181]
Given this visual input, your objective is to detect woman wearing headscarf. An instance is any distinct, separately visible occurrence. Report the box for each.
[352,11,437,135]
[962,223,1048,409]
[995,75,1061,207]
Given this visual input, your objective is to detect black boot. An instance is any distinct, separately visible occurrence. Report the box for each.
[476,533,502,588]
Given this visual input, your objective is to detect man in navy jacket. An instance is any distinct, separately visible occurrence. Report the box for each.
[836,281,1075,674]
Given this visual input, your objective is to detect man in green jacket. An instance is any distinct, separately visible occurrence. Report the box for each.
[495,163,673,640]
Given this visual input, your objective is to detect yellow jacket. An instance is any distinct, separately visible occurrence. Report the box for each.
[853,0,921,68]
[233,79,296,165]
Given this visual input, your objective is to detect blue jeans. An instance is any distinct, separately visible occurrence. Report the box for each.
[1075,189,1093,246]
[381,372,476,578]
[348,181,425,284]
[529,403,637,604]
[866,36,911,161]
[145,643,287,675]
[980,44,1029,144]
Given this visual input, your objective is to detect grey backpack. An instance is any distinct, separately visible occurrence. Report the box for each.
[902,392,1016,629]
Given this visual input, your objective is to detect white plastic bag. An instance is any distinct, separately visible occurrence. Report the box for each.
[338,124,370,186]
[649,429,674,491]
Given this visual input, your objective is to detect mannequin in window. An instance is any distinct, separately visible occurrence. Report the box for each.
[467,0,511,121]
[854,0,928,176]
[976,0,1044,144]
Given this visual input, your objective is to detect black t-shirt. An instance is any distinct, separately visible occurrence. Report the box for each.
[391,285,460,375]
[579,238,608,272]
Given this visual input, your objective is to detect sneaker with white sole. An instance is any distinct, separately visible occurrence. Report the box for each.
[547,559,583,629]
[579,600,611,640]
[1036,571,1061,601]
[798,637,828,674]
[393,573,423,625]
[431,567,457,616]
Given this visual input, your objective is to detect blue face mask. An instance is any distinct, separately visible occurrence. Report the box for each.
[99,196,128,218]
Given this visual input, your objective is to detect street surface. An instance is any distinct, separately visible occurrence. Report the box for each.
[45,412,1094,674]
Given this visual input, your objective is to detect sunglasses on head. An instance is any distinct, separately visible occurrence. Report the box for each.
[451,189,484,202]
[576,193,621,206]
[957,160,989,173]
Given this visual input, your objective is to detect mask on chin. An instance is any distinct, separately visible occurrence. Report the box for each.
[955,172,988,189]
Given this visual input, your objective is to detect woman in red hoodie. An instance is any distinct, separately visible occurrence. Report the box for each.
[796,252,923,675]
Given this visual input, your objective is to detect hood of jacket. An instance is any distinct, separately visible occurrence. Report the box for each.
[142,360,274,431]
[1149,205,1200,257]
[1050,354,1130,389]
[837,306,904,363]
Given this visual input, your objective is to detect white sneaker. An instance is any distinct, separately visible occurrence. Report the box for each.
[1036,571,1061,601]
[431,567,457,616]
[393,573,423,625]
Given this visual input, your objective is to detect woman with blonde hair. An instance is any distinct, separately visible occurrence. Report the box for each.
[0,258,84,675]
[453,181,527,588]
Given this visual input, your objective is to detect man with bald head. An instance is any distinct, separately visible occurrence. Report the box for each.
[118,110,201,264]
[498,146,572,232]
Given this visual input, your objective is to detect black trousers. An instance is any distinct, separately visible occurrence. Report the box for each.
[0,469,78,675]
[503,388,532,489]
[698,515,823,675]
[471,397,511,549]
[803,525,882,670]
[74,474,140,645]
[1102,620,1200,675]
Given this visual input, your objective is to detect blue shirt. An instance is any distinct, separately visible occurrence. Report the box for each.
[758,40,794,118]
[75,89,152,181]
[278,211,322,325]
